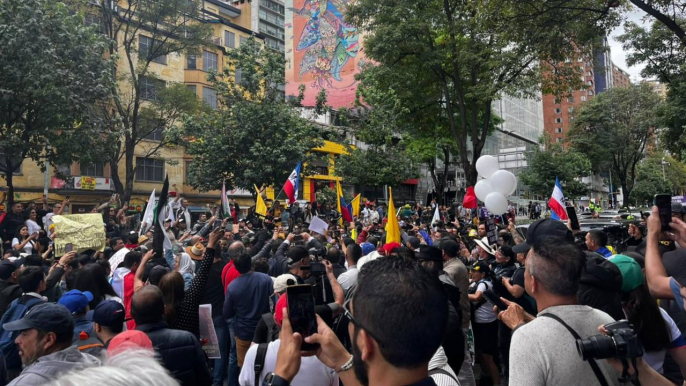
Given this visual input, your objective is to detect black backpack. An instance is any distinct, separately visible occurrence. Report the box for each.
[253,343,269,386]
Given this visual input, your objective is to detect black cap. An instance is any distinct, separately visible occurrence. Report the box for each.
[671,202,686,215]
[287,245,309,265]
[663,249,686,287]
[149,265,171,286]
[469,260,491,275]
[416,245,442,262]
[87,300,125,327]
[498,245,515,261]
[512,218,573,254]
[0,260,20,280]
[406,237,421,249]
[3,303,73,334]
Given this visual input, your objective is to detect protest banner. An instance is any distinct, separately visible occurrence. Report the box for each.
[199,304,220,359]
[52,213,106,256]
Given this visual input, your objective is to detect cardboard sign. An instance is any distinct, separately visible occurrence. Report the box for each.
[52,213,106,256]
[199,304,220,359]
[485,217,498,246]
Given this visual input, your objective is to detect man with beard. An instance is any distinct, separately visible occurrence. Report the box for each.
[4,303,100,385]
[265,257,448,386]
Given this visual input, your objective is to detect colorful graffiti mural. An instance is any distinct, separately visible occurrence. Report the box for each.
[285,0,364,108]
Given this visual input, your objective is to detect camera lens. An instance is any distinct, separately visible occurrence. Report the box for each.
[576,335,617,360]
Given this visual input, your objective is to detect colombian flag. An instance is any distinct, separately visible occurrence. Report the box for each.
[336,180,353,223]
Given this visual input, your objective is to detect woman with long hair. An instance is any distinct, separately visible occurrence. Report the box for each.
[11,225,36,255]
[611,255,686,376]
[157,271,185,327]
[72,263,122,309]
[25,209,41,235]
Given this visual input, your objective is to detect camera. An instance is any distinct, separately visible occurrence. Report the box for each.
[576,320,643,361]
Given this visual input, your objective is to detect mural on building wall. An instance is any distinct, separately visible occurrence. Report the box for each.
[285,0,364,108]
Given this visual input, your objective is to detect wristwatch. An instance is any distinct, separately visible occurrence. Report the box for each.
[262,373,290,386]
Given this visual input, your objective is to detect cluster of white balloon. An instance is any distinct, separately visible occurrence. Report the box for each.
[474,155,517,215]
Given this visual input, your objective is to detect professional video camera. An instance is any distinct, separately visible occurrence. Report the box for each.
[301,248,332,305]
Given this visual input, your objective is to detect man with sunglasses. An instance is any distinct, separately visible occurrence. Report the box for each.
[266,257,449,386]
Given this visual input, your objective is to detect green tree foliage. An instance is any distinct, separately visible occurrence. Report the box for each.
[519,142,591,199]
[632,154,686,206]
[92,0,213,201]
[0,0,113,203]
[346,0,622,186]
[170,38,323,192]
[568,84,663,203]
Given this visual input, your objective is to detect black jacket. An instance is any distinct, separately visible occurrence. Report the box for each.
[578,252,624,321]
[0,212,24,245]
[0,281,21,319]
[136,322,212,386]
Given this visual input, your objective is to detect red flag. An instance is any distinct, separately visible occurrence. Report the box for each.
[463,186,477,209]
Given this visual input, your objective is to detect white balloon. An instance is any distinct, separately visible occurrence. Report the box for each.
[474,179,493,202]
[490,170,517,196]
[476,155,500,179]
[508,178,518,196]
[485,192,509,215]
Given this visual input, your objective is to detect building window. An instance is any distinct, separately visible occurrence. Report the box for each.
[586,80,593,86]
[577,57,583,62]
[203,87,217,109]
[581,96,587,101]
[556,137,562,143]
[187,55,197,70]
[587,71,593,76]
[203,51,218,72]
[554,108,561,114]
[568,107,574,113]
[225,31,235,48]
[81,163,104,177]
[588,90,594,96]
[139,36,167,65]
[140,76,165,101]
[555,118,562,123]
[143,124,164,141]
[555,128,563,134]
[567,96,575,103]
[135,158,164,182]
[240,36,248,46]
[554,98,561,105]
[586,61,592,66]
[186,84,197,97]
[235,68,243,84]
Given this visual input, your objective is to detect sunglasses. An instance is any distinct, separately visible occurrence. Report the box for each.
[343,299,385,347]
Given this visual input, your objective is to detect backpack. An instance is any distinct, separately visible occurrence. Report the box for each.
[253,343,269,386]
[0,297,44,369]
[260,313,281,344]
[469,279,492,322]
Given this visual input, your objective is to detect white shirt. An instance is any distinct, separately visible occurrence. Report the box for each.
[25,220,40,236]
[337,266,358,292]
[239,340,338,386]
[429,346,460,386]
[44,212,57,231]
[11,238,34,255]
[108,247,131,275]
[471,280,497,323]
[643,308,685,373]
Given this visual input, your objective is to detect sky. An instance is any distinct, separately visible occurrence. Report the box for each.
[608,7,650,82]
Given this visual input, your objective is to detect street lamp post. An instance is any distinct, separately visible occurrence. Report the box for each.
[662,157,670,182]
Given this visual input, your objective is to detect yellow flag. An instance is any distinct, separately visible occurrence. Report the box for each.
[254,185,267,216]
[351,194,361,218]
[336,180,344,226]
[385,187,401,244]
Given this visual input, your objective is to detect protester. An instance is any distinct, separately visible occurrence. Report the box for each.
[87,300,125,350]
[58,289,104,356]
[132,286,212,386]
[11,225,37,255]
[4,303,100,386]
[337,243,361,292]
[0,261,22,319]
[585,229,613,258]
[468,261,499,386]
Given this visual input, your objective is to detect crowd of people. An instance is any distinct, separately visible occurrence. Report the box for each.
[0,190,684,386]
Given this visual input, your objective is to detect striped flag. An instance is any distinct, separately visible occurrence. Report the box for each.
[549,177,568,220]
[152,176,172,256]
[221,181,231,219]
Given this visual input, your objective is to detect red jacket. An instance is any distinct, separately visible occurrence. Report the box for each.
[221,260,240,294]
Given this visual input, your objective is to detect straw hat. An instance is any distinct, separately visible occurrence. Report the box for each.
[185,243,206,261]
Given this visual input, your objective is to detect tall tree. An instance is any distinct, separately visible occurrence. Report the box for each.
[169,37,323,192]
[632,154,686,206]
[347,0,621,186]
[93,0,213,201]
[0,0,112,203]
[519,141,591,199]
[568,84,663,203]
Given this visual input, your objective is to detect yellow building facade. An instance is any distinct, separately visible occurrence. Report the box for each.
[3,0,349,216]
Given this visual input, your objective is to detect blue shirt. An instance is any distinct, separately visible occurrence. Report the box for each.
[223,272,274,340]
[596,246,613,258]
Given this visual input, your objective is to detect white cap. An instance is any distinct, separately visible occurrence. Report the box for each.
[273,274,297,294]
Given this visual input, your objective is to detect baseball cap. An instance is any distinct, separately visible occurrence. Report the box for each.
[468,229,478,238]
[498,245,515,261]
[107,330,154,356]
[3,303,73,334]
[609,255,645,293]
[512,218,574,254]
[273,274,297,294]
[416,245,442,262]
[58,290,94,315]
[663,249,686,287]
[86,300,125,327]
[382,242,402,255]
[360,242,376,256]
[287,245,309,265]
[0,260,20,280]
[406,237,421,249]
[469,260,491,275]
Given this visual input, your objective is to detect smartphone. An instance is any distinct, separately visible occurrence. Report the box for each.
[64,243,74,253]
[482,290,508,312]
[566,206,580,231]
[213,219,222,230]
[654,194,672,232]
[286,284,319,351]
